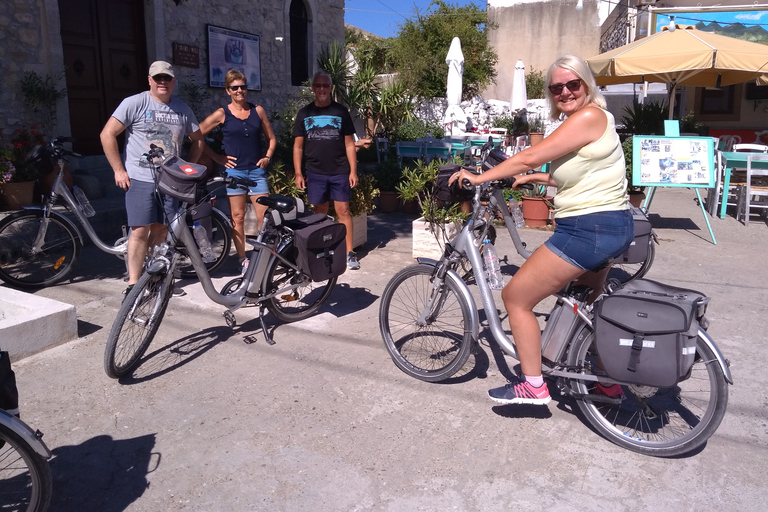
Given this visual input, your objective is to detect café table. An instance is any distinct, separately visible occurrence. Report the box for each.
[717,151,768,219]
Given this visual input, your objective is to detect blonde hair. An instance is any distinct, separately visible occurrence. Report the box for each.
[545,54,606,120]
[225,69,247,89]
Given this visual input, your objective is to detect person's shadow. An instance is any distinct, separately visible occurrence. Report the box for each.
[49,434,157,511]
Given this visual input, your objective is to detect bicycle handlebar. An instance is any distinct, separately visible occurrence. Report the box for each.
[212,174,258,190]
[461,175,534,191]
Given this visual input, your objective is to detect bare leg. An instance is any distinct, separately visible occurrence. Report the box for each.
[228,193,248,259]
[249,193,268,232]
[500,244,585,377]
[333,200,354,253]
[126,225,150,286]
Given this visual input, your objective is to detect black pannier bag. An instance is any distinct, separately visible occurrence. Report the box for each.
[434,164,477,204]
[293,216,347,282]
[617,205,652,264]
[595,279,709,388]
[0,351,20,417]
[481,148,508,172]
[156,155,210,203]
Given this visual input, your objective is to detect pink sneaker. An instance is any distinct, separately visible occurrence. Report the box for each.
[594,383,623,398]
[488,377,551,405]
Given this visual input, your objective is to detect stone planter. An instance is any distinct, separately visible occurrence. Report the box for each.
[0,181,36,211]
[412,216,461,259]
[352,212,367,249]
[521,196,551,227]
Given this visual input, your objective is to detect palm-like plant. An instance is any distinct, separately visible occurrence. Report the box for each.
[317,41,352,105]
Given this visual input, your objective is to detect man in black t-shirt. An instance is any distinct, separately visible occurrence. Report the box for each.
[293,71,360,270]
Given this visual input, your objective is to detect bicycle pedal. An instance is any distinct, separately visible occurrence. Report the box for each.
[243,335,258,344]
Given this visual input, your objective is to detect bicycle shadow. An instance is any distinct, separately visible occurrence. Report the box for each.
[48,433,156,512]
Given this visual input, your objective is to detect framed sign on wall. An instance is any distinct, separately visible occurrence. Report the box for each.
[207,25,261,91]
[632,136,716,189]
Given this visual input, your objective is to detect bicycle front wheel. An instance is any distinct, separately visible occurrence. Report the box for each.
[264,242,336,323]
[177,210,232,279]
[104,271,172,378]
[379,263,474,382]
[567,328,728,457]
[609,238,655,284]
[0,422,52,512]
[0,210,80,289]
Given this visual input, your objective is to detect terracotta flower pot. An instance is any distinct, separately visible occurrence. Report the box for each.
[521,196,550,227]
[0,181,36,211]
[378,190,399,213]
[529,133,544,146]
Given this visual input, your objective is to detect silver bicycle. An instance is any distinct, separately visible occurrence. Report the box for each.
[379,174,731,457]
[104,147,339,379]
[0,138,232,290]
[0,410,52,512]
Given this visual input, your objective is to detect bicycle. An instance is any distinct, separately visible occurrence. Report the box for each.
[0,137,232,290]
[104,146,343,379]
[0,409,52,511]
[378,174,731,457]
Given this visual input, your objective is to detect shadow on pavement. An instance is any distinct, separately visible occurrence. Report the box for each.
[49,433,156,512]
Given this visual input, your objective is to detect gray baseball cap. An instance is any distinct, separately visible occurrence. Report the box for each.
[148,61,175,78]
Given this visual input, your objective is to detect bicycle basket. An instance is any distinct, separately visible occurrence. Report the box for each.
[156,155,210,203]
[434,164,477,204]
[24,145,57,178]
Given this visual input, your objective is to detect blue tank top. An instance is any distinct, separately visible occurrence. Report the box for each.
[221,102,263,170]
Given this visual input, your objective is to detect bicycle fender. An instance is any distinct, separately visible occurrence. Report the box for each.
[698,328,733,385]
[415,258,480,342]
[0,410,52,459]
[19,207,85,247]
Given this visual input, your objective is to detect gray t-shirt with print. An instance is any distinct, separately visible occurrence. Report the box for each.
[111,91,199,182]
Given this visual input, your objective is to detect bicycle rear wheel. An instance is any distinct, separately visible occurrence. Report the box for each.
[264,242,336,323]
[0,210,80,289]
[379,263,474,382]
[567,328,728,457]
[0,422,52,512]
[609,238,655,284]
[104,270,172,378]
[177,210,232,279]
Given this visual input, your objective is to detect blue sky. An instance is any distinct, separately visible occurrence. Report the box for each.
[343,1,768,39]
[344,0,482,38]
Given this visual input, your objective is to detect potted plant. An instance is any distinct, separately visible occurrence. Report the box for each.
[528,114,545,146]
[373,158,403,213]
[0,128,45,210]
[396,158,470,258]
[520,180,552,227]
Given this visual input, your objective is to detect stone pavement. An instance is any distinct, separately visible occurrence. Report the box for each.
[7,187,768,511]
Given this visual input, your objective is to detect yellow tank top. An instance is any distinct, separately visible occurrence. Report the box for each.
[549,108,628,218]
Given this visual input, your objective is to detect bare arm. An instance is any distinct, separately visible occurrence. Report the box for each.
[197,108,232,167]
[293,136,305,190]
[257,105,277,169]
[100,117,130,190]
[345,134,358,188]
[187,130,204,163]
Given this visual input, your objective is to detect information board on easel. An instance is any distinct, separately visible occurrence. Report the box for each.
[631,134,717,244]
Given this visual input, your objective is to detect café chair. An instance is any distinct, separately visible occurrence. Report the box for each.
[396,141,424,167]
[423,141,452,164]
[736,153,768,226]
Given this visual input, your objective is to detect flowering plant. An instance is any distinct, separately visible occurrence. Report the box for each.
[0,126,46,183]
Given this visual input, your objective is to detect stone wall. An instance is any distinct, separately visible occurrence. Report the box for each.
[0,0,345,141]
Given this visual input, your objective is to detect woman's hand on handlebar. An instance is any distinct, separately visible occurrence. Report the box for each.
[448,168,480,188]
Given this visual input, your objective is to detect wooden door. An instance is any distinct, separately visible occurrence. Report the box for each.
[59,0,147,154]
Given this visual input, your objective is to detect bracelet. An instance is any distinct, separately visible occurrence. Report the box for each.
[265,155,271,161]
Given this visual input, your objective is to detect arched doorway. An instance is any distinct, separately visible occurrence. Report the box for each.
[290,0,310,86]
[59,0,148,154]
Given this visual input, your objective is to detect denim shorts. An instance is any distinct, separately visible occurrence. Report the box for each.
[306,171,351,204]
[225,167,269,196]
[125,179,177,227]
[545,210,634,271]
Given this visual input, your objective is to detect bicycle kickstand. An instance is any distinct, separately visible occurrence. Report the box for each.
[258,304,276,345]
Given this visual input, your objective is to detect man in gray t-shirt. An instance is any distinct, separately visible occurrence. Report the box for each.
[100,61,203,293]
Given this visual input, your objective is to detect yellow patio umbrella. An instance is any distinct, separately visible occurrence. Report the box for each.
[586,26,768,117]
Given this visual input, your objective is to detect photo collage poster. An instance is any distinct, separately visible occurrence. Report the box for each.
[635,137,714,188]
[207,25,261,91]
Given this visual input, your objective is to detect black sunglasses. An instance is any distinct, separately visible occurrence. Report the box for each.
[548,78,582,95]
[312,83,331,89]
[152,74,174,83]
[228,84,248,91]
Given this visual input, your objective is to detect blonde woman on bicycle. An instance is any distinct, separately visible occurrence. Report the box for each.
[450,54,634,406]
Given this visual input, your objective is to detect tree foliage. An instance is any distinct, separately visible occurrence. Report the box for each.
[388,1,497,100]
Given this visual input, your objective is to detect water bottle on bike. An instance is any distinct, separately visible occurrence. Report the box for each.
[483,238,504,290]
[193,222,216,262]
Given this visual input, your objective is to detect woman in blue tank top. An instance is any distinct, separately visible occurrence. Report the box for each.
[200,70,276,274]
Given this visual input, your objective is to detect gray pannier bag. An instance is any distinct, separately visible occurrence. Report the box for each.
[292,214,347,283]
[595,279,710,388]
[617,205,652,264]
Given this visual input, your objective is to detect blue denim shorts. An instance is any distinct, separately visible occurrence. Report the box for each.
[306,171,351,204]
[225,167,269,196]
[545,210,634,271]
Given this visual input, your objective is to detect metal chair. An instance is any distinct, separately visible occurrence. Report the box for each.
[395,141,424,167]
[376,137,389,163]
[736,153,768,226]
[423,141,452,164]
[714,143,768,217]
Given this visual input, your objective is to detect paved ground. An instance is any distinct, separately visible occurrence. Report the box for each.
[7,187,768,511]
